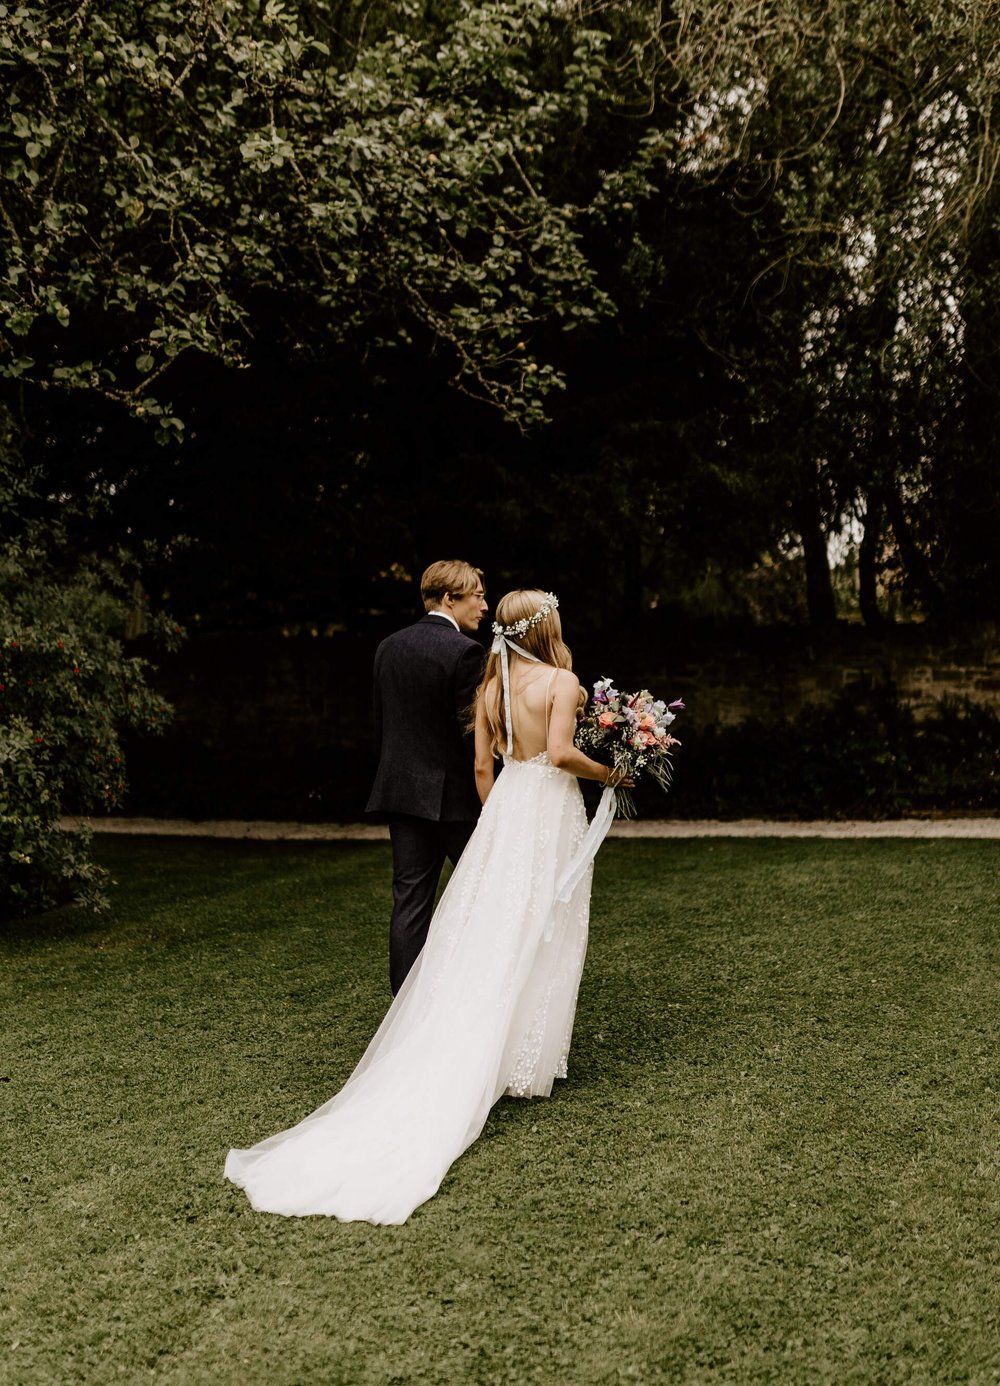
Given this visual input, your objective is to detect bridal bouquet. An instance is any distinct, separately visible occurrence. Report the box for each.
[575,678,684,819]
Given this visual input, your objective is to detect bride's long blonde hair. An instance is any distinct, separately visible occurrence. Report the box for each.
[472,589,579,755]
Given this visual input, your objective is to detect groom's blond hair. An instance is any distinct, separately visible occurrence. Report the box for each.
[420,560,484,611]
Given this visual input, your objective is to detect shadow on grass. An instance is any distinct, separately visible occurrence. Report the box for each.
[1,899,112,950]
[4,836,392,957]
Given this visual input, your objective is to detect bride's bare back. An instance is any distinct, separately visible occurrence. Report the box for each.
[505,664,557,761]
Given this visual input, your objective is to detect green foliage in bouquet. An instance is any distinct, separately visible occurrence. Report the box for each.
[0,415,181,920]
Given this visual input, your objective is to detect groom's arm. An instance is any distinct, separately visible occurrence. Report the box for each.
[371,644,384,752]
[453,641,484,723]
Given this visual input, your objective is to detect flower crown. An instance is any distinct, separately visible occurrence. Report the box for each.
[492,592,559,640]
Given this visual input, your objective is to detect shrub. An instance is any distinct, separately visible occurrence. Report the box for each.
[1,417,180,920]
[669,679,1000,820]
[908,695,1000,811]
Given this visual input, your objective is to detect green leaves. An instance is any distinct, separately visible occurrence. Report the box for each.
[0,413,181,918]
[0,0,618,430]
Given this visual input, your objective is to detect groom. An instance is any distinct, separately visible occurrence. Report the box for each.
[367,560,489,994]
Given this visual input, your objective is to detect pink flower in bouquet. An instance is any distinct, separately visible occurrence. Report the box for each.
[598,710,617,728]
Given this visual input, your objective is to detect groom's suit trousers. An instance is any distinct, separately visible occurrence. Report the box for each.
[387,815,477,995]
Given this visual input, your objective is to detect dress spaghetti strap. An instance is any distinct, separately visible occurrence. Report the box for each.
[508,666,557,761]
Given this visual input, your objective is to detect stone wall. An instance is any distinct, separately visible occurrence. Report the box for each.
[121,622,1000,819]
[632,623,1000,728]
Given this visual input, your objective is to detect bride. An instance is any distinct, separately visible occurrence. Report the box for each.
[224,589,629,1224]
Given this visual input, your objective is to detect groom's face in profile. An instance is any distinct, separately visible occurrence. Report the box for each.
[448,584,489,633]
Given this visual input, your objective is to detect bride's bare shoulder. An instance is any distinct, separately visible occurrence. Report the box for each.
[550,668,587,711]
[551,668,581,696]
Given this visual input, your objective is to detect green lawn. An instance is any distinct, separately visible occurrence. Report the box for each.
[2,837,999,1385]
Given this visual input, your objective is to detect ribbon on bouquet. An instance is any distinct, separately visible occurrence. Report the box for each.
[543,784,618,942]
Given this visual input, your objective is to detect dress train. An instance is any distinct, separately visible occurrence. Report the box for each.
[224,752,591,1223]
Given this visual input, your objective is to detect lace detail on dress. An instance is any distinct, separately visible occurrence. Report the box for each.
[504,750,552,767]
[503,852,590,1098]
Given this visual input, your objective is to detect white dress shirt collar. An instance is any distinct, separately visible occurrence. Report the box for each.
[426,610,460,632]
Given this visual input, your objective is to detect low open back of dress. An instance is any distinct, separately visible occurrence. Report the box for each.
[504,665,557,763]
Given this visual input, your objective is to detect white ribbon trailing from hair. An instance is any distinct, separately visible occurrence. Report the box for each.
[543,784,618,942]
[491,632,544,756]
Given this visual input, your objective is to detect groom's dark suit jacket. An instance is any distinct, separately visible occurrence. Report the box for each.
[366,614,485,822]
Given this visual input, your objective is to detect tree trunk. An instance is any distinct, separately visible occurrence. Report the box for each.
[794,467,837,626]
[858,489,884,628]
[883,482,946,621]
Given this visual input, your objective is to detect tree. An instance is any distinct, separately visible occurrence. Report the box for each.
[616,0,1000,624]
[1,0,618,433]
[4,0,1000,644]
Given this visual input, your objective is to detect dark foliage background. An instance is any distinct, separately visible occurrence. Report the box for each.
[4,1,1000,910]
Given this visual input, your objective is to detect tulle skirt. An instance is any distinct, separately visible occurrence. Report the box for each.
[224,754,592,1223]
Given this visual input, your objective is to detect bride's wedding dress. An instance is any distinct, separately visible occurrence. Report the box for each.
[225,680,594,1224]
